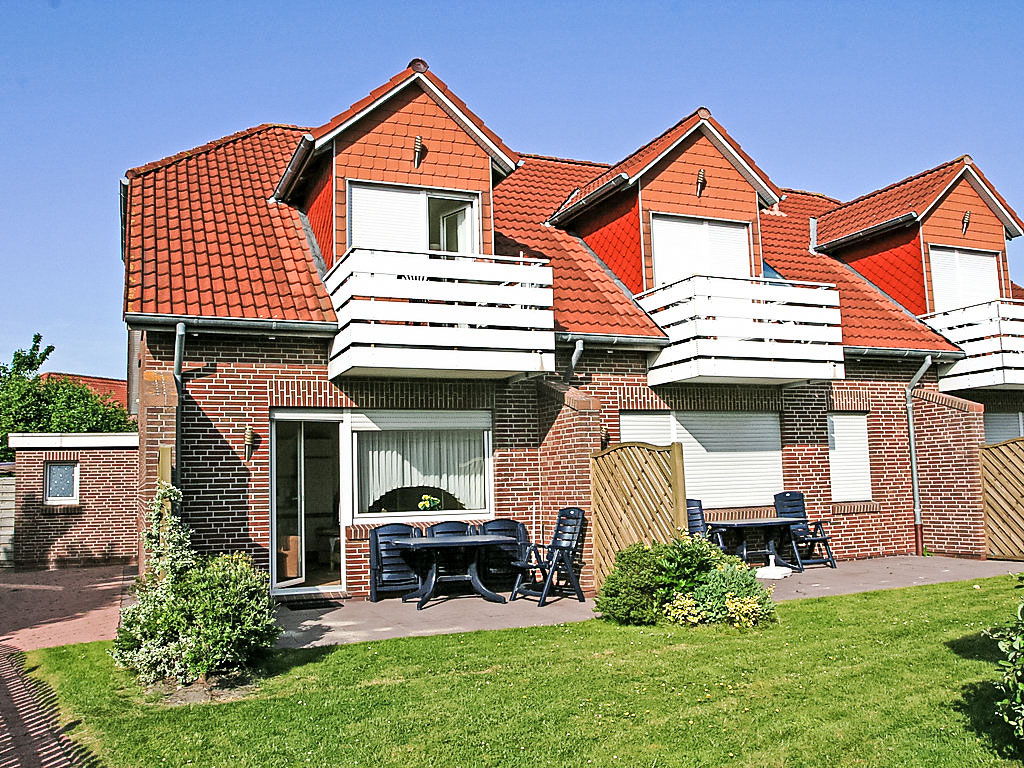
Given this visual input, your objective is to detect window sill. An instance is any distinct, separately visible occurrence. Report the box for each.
[41,504,83,515]
[830,501,880,515]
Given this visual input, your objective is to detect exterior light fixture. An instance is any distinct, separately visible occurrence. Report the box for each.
[244,425,255,461]
[962,210,972,235]
[696,168,707,198]
[414,135,424,169]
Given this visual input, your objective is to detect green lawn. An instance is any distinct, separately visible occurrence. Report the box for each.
[28,576,1024,768]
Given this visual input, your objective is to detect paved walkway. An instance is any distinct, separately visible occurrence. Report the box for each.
[278,592,595,648]
[1,565,133,768]
[766,555,1024,601]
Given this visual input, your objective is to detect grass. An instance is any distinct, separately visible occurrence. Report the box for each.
[27,576,1024,768]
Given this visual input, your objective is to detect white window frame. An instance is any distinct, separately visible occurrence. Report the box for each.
[827,413,872,503]
[927,244,1002,312]
[618,409,782,509]
[43,461,79,505]
[347,179,481,255]
[350,409,494,524]
[649,212,753,286]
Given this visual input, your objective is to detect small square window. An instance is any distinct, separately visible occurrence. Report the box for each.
[44,462,79,505]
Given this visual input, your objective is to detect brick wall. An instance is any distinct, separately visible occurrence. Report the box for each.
[14,447,138,566]
[912,389,987,557]
[136,330,990,596]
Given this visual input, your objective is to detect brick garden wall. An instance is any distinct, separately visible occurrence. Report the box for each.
[14,447,138,566]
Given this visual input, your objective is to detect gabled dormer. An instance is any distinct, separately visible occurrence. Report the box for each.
[551,107,783,294]
[817,156,1024,391]
[550,110,844,386]
[275,60,554,380]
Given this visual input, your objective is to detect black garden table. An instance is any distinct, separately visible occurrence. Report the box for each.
[707,517,801,569]
[387,534,518,610]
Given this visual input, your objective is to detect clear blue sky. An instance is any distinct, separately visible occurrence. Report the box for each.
[1,0,1021,378]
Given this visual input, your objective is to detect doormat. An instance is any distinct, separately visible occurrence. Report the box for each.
[281,599,345,611]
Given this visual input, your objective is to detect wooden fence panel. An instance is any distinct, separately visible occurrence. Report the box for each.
[590,442,686,588]
[0,476,14,566]
[981,438,1024,560]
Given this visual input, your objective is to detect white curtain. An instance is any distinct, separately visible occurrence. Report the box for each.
[357,429,486,512]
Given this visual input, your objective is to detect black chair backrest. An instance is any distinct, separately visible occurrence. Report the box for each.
[686,498,707,536]
[426,520,473,537]
[479,518,528,542]
[549,507,585,552]
[774,491,807,519]
[369,523,419,576]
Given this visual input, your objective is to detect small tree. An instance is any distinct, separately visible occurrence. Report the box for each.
[0,333,135,460]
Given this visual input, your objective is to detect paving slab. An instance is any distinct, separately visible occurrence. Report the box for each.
[278,592,596,648]
[0,565,134,652]
[765,555,1024,601]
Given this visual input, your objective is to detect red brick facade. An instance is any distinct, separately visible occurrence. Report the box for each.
[14,446,138,566]
[130,329,991,597]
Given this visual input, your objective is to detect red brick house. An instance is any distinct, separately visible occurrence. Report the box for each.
[121,59,1021,597]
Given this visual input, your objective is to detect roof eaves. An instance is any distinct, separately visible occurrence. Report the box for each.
[547,173,629,225]
[816,212,919,253]
[310,70,518,174]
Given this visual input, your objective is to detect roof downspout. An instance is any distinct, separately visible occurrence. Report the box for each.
[905,354,932,556]
[564,339,585,383]
[172,322,186,489]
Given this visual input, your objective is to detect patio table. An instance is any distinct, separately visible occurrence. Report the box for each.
[707,517,800,569]
[386,534,518,610]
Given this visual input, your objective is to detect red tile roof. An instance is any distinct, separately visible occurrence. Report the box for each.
[551,108,782,223]
[40,373,128,408]
[309,66,519,169]
[493,155,664,337]
[763,191,958,352]
[123,125,335,323]
[815,158,964,247]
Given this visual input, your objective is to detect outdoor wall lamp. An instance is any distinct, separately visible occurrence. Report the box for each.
[414,135,424,169]
[962,210,972,235]
[696,168,707,198]
[244,425,255,461]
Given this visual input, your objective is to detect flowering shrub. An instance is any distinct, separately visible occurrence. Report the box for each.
[598,534,775,628]
[111,482,279,685]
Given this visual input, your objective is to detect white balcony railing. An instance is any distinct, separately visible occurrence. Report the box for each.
[324,248,555,379]
[921,300,1024,391]
[635,275,845,386]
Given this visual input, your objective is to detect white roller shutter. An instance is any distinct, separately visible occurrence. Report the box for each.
[351,410,492,431]
[929,246,1000,312]
[984,412,1023,444]
[675,411,782,509]
[349,183,424,251]
[651,215,750,286]
[619,411,675,445]
[827,413,872,502]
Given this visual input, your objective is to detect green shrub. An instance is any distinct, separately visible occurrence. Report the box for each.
[988,578,1024,740]
[656,533,744,597]
[113,553,279,684]
[676,564,776,628]
[594,542,667,625]
[111,483,280,684]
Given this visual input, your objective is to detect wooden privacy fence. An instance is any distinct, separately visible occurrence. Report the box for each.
[980,438,1024,560]
[590,442,687,588]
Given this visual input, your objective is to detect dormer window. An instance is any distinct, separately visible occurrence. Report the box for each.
[349,182,478,255]
[650,214,750,286]
[929,246,1001,312]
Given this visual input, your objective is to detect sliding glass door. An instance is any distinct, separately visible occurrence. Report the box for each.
[273,421,341,590]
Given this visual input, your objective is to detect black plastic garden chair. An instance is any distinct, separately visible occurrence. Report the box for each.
[510,507,586,607]
[425,520,474,586]
[686,498,726,550]
[773,491,837,571]
[476,518,529,588]
[369,523,421,602]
